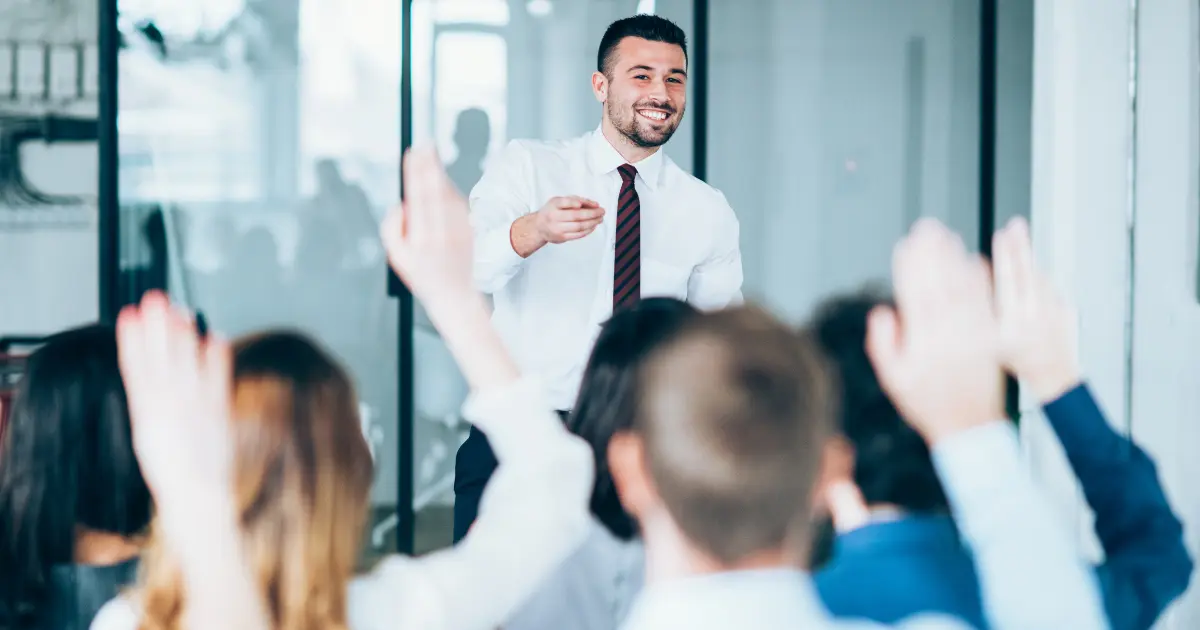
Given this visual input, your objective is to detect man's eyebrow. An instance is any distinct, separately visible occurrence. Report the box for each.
[627,64,688,77]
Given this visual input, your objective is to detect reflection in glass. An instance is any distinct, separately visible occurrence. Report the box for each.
[116,0,402,558]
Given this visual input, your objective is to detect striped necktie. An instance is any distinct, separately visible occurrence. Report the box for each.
[614,164,641,311]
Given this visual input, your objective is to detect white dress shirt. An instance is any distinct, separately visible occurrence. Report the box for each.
[504,518,645,630]
[620,422,1110,630]
[470,129,743,409]
[90,378,594,630]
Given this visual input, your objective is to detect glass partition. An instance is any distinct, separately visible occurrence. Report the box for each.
[115,0,403,559]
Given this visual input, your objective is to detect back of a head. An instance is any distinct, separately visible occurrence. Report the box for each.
[138,331,373,630]
[635,306,835,565]
[597,14,688,77]
[810,290,949,513]
[569,297,699,541]
[0,325,150,626]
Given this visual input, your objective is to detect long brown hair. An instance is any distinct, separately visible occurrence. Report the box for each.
[136,331,374,630]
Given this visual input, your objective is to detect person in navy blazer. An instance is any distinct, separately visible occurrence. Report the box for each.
[809,218,1193,630]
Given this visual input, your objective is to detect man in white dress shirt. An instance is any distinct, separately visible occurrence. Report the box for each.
[607,220,1109,629]
[454,14,743,541]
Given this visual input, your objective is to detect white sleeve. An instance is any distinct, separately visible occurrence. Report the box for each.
[470,141,538,294]
[687,192,743,309]
[89,597,139,630]
[348,377,593,630]
[932,422,1109,629]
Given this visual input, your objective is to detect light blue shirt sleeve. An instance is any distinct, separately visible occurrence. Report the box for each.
[931,421,1110,630]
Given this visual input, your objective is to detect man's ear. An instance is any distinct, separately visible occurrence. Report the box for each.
[816,435,856,499]
[608,430,654,519]
[814,435,870,532]
[592,71,608,104]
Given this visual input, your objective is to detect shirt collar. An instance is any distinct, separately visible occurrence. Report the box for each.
[621,569,831,630]
[586,126,665,191]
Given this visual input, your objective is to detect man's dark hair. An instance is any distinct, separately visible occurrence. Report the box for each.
[0,325,152,628]
[809,288,949,513]
[635,307,836,565]
[597,14,688,77]
[568,297,699,541]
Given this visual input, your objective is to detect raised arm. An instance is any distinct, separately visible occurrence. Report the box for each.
[869,219,1107,630]
[993,217,1194,629]
[356,147,593,630]
[111,293,269,630]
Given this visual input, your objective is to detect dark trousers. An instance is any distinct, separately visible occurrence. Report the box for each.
[452,410,569,543]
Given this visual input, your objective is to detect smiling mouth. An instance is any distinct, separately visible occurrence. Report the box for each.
[636,109,671,123]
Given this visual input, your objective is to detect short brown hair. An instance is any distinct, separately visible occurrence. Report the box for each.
[635,306,836,564]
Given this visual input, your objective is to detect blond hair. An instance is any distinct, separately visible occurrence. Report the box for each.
[135,331,373,630]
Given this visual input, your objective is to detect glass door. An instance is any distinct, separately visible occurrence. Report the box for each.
[111,0,404,560]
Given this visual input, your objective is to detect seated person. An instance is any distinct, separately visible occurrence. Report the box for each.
[811,217,1193,629]
[92,147,594,630]
[0,325,152,630]
[505,297,698,630]
[609,220,1108,629]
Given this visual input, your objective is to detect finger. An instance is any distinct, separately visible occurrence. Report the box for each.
[913,220,971,312]
[402,149,429,242]
[992,226,1019,317]
[115,305,146,397]
[379,204,406,251]
[891,221,945,323]
[553,196,599,210]
[557,218,605,234]
[414,147,452,239]
[381,203,413,272]
[561,226,600,241]
[201,333,234,416]
[865,305,903,386]
[139,292,175,380]
[555,208,605,222]
[1006,217,1036,305]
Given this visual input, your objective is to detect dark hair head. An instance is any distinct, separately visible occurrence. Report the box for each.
[0,324,151,624]
[569,297,698,541]
[809,288,949,513]
[635,306,836,565]
[597,14,688,77]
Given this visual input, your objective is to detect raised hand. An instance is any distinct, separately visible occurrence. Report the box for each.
[866,219,1004,444]
[381,147,477,311]
[116,291,234,503]
[382,147,519,390]
[993,216,1081,401]
[117,292,269,630]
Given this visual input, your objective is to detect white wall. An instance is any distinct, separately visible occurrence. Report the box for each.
[1029,0,1200,626]
[1129,0,1200,625]
[707,0,994,322]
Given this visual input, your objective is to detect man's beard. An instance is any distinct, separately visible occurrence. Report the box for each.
[607,100,682,148]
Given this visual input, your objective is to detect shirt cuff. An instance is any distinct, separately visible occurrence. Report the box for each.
[1041,381,1089,414]
[931,421,1024,516]
[460,376,567,461]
